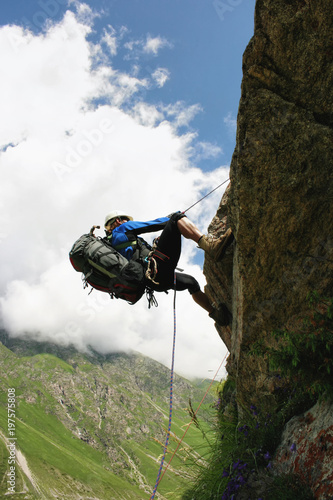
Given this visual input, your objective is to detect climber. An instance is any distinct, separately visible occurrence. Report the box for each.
[104,210,234,326]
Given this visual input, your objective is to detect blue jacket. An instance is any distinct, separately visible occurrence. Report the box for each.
[106,216,169,260]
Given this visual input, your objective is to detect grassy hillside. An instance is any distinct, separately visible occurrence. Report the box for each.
[0,332,217,499]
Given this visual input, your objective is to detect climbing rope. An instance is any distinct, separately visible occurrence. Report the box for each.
[150,353,227,497]
[183,178,230,214]
[149,178,230,498]
[149,274,177,500]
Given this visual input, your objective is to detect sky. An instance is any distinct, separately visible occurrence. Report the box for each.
[0,0,255,380]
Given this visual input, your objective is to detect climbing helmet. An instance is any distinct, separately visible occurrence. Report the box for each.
[104,210,133,227]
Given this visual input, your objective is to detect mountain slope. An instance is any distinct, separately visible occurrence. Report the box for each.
[0,332,216,499]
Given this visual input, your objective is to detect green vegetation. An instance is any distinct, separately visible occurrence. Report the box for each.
[181,379,315,500]
[0,404,144,499]
[255,293,333,399]
[0,335,216,499]
[182,294,333,499]
[2,294,329,498]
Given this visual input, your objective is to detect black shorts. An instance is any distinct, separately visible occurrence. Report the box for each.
[146,212,201,295]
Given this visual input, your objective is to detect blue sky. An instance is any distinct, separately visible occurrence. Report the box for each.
[0,0,255,379]
[1,0,255,166]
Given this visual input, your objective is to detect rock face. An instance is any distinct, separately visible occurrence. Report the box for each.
[274,400,333,499]
[204,183,234,351]
[204,0,333,497]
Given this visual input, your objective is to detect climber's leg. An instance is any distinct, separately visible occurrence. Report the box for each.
[176,217,203,243]
[198,228,234,260]
[191,290,213,313]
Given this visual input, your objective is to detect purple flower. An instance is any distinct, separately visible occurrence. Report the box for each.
[222,469,229,477]
[264,451,271,461]
[290,443,297,452]
[214,398,221,409]
[238,424,249,437]
[237,474,246,485]
[250,404,259,416]
[232,460,241,470]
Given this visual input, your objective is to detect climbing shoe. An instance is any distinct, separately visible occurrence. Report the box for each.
[209,304,232,327]
[198,228,234,260]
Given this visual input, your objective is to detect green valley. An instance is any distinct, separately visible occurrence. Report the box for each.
[0,331,217,499]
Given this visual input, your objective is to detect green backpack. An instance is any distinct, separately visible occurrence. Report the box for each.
[69,233,147,304]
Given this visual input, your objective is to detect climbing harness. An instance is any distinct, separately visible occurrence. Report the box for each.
[145,238,171,286]
[183,178,230,214]
[149,274,177,500]
[145,239,160,285]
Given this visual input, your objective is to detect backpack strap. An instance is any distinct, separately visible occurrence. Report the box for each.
[87,259,118,279]
[106,234,151,261]
[135,237,152,260]
[104,233,159,306]
[106,233,137,252]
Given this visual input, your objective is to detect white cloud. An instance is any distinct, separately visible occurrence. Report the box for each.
[0,8,229,379]
[101,26,118,56]
[224,112,237,137]
[130,102,164,127]
[124,34,172,60]
[195,141,223,161]
[68,0,101,26]
[151,67,170,88]
[162,101,203,129]
[143,35,172,55]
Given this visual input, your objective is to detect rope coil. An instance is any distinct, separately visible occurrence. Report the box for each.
[145,239,160,285]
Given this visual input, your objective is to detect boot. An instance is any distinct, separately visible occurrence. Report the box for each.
[198,228,234,260]
[209,304,232,327]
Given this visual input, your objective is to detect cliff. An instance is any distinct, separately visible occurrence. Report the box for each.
[204,0,333,497]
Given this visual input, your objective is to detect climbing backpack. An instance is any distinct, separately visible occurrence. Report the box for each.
[69,232,147,304]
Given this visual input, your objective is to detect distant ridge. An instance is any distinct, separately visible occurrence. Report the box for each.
[0,329,216,499]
